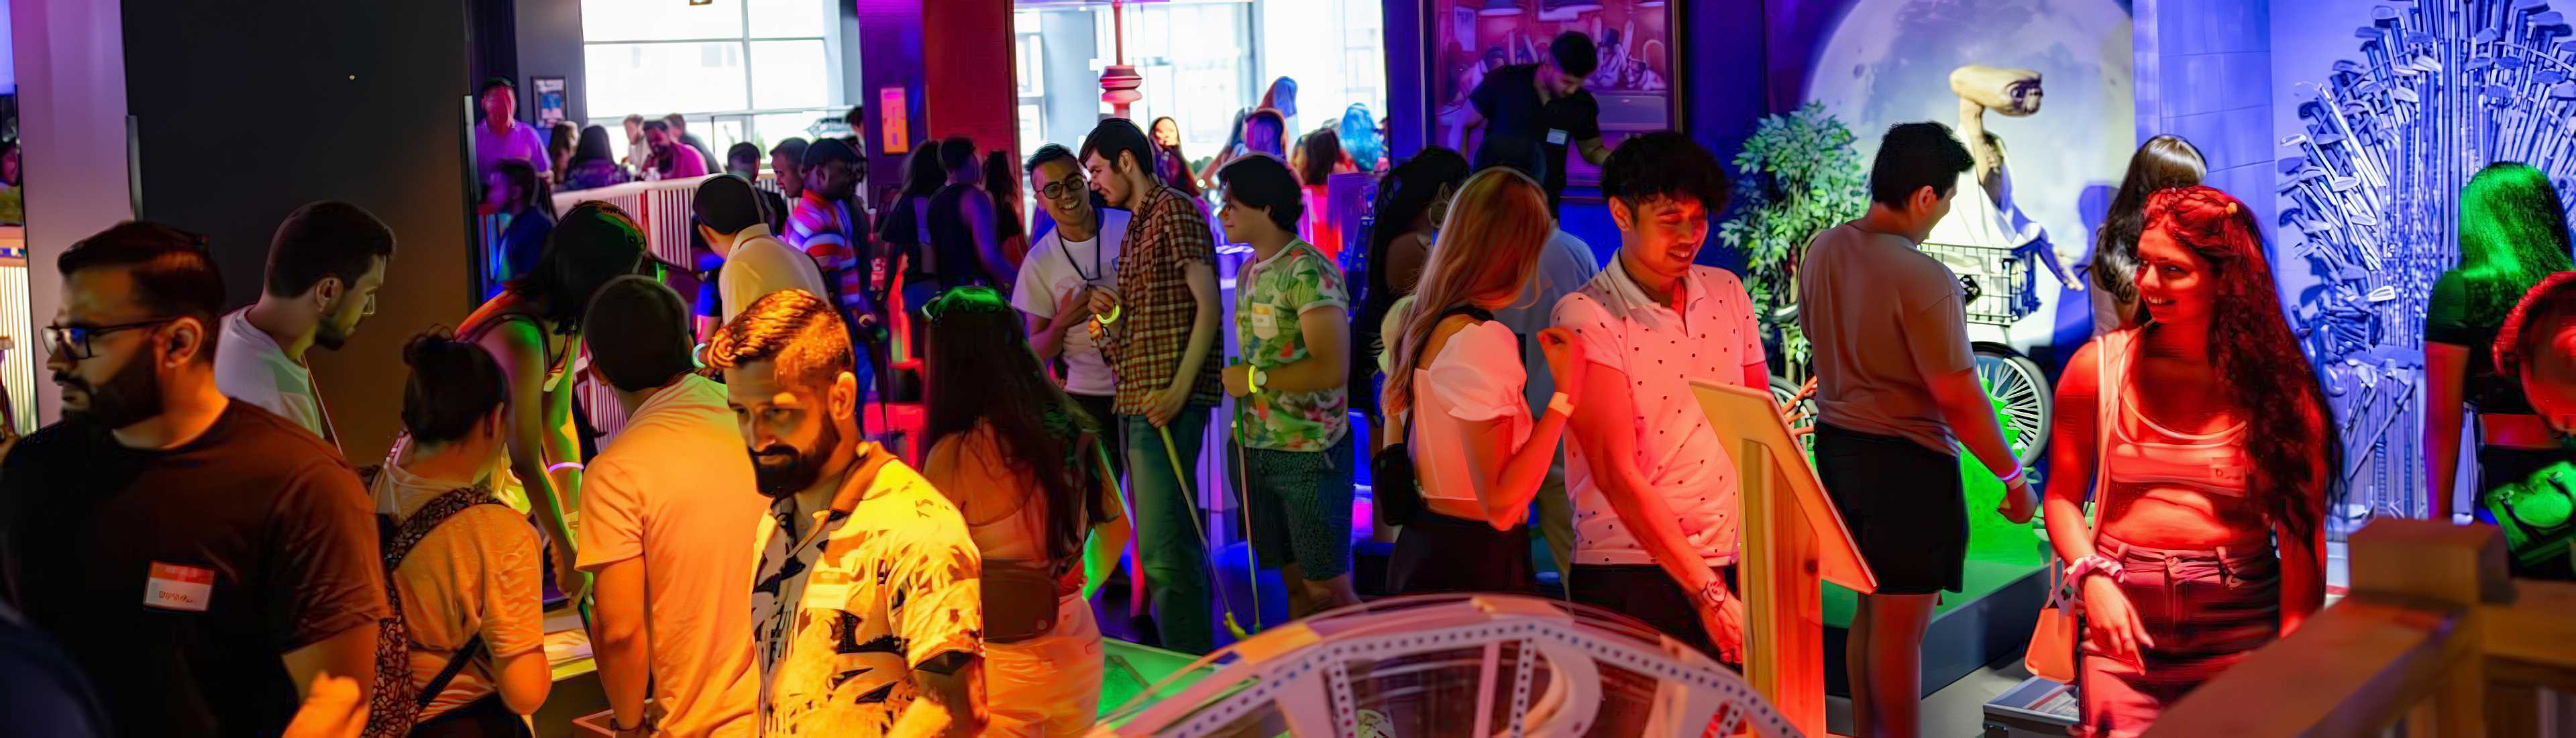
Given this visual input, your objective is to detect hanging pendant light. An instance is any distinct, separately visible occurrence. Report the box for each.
[1479,0,1524,17]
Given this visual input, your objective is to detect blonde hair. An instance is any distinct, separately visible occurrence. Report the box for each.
[1381,168,1553,417]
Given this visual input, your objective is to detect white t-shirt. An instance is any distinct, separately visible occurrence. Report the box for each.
[213,308,337,447]
[1011,209,1130,397]
[1551,259,1766,567]
[1411,319,1532,513]
[574,374,765,738]
[718,224,832,323]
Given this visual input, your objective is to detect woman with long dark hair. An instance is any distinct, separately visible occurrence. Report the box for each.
[547,121,580,182]
[486,159,558,291]
[1353,148,1471,393]
[918,286,1126,737]
[2043,186,2336,737]
[1379,168,1584,594]
[1293,128,1350,260]
[449,201,648,605]
[983,150,1031,270]
[2089,136,2205,331]
[877,148,951,311]
[2426,162,2576,570]
[1150,116,1201,199]
[368,329,550,737]
[561,125,632,192]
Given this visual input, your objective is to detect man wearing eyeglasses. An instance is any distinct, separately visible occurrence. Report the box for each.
[1,221,388,737]
[1012,144,1131,474]
[214,201,394,447]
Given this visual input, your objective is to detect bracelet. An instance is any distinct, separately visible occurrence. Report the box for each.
[607,715,643,733]
[1245,365,1267,394]
[1996,466,2025,486]
[2065,554,2124,585]
[1545,391,1574,417]
[1093,305,1122,325]
[547,462,586,475]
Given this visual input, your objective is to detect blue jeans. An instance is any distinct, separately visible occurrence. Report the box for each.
[1124,407,1212,653]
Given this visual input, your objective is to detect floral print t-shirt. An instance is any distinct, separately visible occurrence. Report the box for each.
[749,445,983,735]
[1234,239,1350,452]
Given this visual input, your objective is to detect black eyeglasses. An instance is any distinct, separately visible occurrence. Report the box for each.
[1040,176,1089,202]
[44,319,178,360]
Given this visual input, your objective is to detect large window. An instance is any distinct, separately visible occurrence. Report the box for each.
[1011,0,1387,182]
[582,0,843,156]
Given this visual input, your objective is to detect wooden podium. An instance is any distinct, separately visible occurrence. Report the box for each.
[1693,380,1878,737]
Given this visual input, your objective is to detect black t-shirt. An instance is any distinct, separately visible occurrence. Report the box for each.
[1468,63,1601,208]
[0,402,389,737]
[2428,270,2533,415]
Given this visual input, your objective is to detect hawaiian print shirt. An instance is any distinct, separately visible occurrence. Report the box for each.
[1234,239,1350,451]
[748,445,982,735]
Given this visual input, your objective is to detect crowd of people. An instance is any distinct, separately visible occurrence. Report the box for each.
[0,26,2569,738]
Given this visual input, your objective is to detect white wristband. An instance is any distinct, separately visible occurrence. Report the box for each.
[2065,554,2123,584]
[547,462,586,475]
[1546,392,1574,417]
[1996,466,2025,486]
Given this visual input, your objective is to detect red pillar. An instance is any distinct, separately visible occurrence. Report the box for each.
[918,0,1022,167]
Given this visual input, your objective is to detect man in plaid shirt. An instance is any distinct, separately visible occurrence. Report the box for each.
[1080,118,1224,653]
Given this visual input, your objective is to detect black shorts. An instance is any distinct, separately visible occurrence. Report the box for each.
[1815,423,1968,595]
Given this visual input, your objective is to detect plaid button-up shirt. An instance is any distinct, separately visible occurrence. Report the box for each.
[1106,186,1224,416]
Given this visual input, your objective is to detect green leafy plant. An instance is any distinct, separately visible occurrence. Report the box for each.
[1717,103,1868,374]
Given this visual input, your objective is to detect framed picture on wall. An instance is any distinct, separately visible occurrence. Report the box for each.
[531,77,568,127]
[1421,0,1680,193]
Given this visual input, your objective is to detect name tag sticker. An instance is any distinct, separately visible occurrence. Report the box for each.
[144,562,214,612]
[1546,129,1569,146]
[1249,304,1280,339]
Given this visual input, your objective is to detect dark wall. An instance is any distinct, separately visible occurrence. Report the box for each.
[515,0,586,126]
[123,0,477,462]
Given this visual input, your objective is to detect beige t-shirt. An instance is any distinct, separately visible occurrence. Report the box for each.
[576,374,765,737]
[1796,222,1976,454]
[370,464,545,722]
[718,225,832,324]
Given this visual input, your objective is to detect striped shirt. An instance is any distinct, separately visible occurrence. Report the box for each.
[784,191,868,315]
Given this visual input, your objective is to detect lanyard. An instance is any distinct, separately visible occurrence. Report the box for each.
[1061,230,1106,284]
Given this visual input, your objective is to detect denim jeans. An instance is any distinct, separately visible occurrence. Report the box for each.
[1123,407,1212,653]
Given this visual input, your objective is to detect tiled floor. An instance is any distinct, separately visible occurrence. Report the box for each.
[1826,653,2037,738]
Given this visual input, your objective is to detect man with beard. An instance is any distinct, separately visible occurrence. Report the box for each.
[0,221,387,736]
[216,201,394,446]
[706,289,984,736]
[643,120,709,180]
[575,276,763,737]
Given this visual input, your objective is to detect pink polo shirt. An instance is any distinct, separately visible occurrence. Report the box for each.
[1551,259,1766,568]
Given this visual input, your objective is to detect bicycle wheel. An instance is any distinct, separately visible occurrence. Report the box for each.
[1770,374,1816,455]
[1973,344,2051,465]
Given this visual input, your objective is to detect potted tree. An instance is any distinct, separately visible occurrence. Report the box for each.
[1716,102,1868,382]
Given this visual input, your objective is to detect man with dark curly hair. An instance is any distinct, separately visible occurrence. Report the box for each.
[1552,131,1764,667]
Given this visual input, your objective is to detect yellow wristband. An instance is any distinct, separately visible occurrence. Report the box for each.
[1546,391,1574,417]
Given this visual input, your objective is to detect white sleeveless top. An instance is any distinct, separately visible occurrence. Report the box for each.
[1409,320,1533,510]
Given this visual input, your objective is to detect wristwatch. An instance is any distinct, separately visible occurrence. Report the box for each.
[1697,578,1730,609]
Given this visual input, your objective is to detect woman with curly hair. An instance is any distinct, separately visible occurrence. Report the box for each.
[2043,185,2337,737]
[2425,162,2575,558]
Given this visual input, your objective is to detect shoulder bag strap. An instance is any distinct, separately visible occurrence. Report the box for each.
[381,484,504,709]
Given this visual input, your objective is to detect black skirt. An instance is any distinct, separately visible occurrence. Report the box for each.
[1387,509,1536,595]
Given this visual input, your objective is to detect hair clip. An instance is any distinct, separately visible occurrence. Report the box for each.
[2226,201,2239,215]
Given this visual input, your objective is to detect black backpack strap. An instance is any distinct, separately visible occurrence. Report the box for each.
[416,634,486,709]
